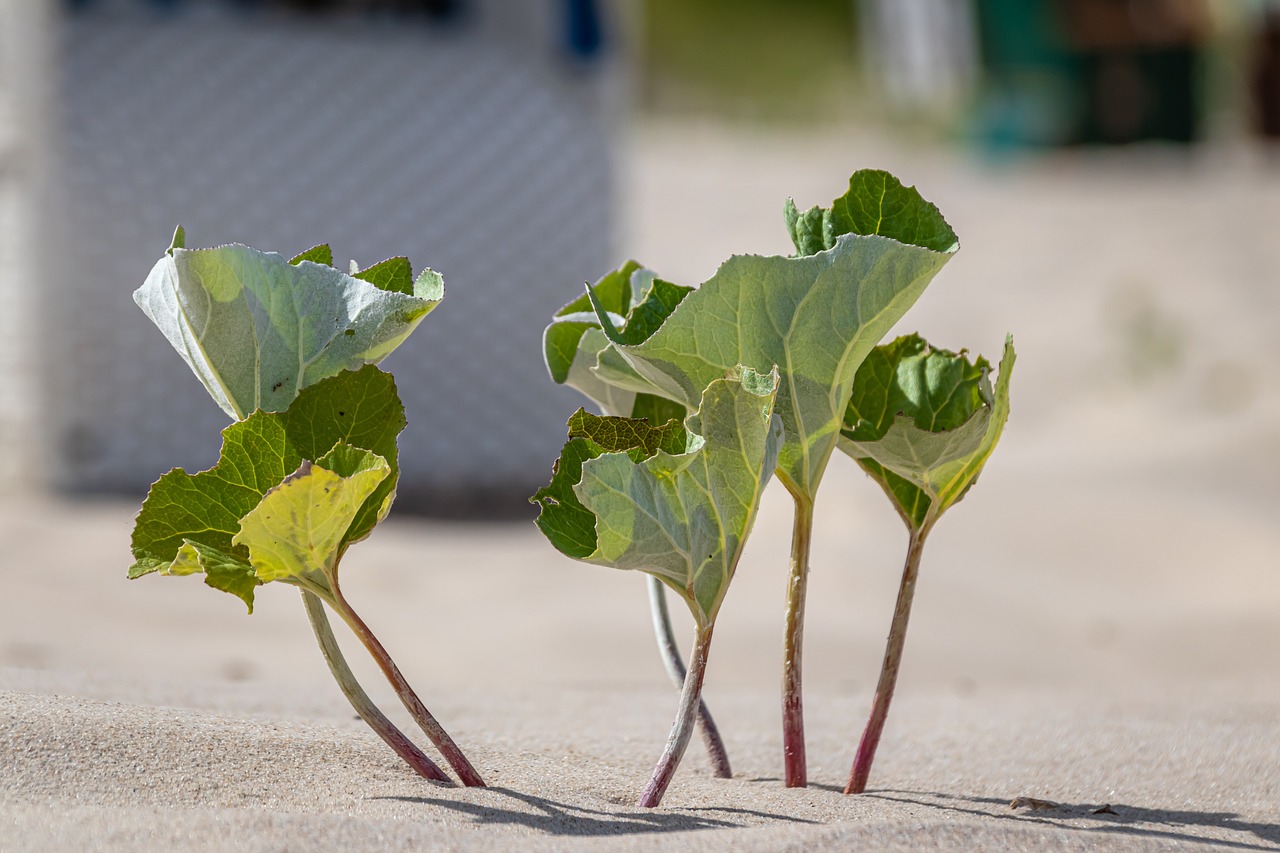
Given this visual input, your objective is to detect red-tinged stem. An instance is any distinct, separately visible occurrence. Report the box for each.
[845,526,928,794]
[648,576,732,779]
[328,578,486,788]
[299,590,452,784]
[638,621,716,808]
[782,492,814,788]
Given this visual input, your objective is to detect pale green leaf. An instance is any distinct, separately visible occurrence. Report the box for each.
[233,446,390,583]
[555,170,956,506]
[839,335,1015,530]
[532,368,783,626]
[782,200,826,256]
[593,231,955,499]
[543,261,690,417]
[134,237,443,419]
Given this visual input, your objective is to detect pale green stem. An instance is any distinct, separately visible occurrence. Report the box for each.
[648,576,732,778]
[638,621,716,808]
[299,590,452,783]
[326,576,486,787]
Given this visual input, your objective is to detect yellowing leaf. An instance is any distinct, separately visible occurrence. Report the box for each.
[233,445,390,583]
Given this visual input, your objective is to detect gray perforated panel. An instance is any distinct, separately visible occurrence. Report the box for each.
[47,3,618,513]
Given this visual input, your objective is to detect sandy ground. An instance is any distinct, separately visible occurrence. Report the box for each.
[3,123,1280,850]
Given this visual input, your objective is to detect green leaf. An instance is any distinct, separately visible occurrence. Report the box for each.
[532,368,783,626]
[289,244,335,267]
[843,334,992,441]
[528,407,693,560]
[353,256,413,296]
[543,261,692,417]
[233,447,390,583]
[628,393,687,426]
[134,237,443,420]
[167,540,261,613]
[591,179,957,499]
[129,366,405,605]
[785,169,958,256]
[839,336,1015,530]
[782,201,826,257]
[570,408,692,457]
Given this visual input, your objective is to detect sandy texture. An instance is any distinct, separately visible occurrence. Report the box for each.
[3,124,1280,850]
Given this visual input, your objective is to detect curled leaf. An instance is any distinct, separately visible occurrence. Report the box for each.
[544,261,691,419]
[839,334,1015,530]
[533,368,783,626]
[134,235,443,419]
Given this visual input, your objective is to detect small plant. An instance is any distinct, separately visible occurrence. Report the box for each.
[542,171,959,787]
[531,369,783,806]
[543,263,731,778]
[128,229,484,787]
[838,334,1014,793]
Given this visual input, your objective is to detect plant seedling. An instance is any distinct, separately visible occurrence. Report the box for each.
[531,369,783,807]
[128,230,484,787]
[838,333,1015,794]
[564,171,958,786]
[543,262,732,778]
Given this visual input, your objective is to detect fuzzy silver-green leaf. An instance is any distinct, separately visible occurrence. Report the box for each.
[134,237,442,419]
[533,368,782,625]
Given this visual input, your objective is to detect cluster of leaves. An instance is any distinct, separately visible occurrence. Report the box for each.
[534,169,1014,804]
[533,368,783,629]
[130,230,441,609]
[128,232,482,787]
[128,365,402,610]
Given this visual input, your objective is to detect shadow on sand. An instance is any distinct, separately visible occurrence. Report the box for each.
[374,786,821,837]
[864,789,1280,852]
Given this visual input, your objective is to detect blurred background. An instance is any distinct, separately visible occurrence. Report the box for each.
[0,0,1277,511]
[0,0,1277,714]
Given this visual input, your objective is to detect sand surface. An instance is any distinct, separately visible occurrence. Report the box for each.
[3,124,1280,850]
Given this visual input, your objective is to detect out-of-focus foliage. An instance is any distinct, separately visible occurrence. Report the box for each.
[640,0,860,121]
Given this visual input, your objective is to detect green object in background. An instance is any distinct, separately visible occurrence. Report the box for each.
[971,0,1081,150]
[972,0,1204,148]
[641,0,859,120]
